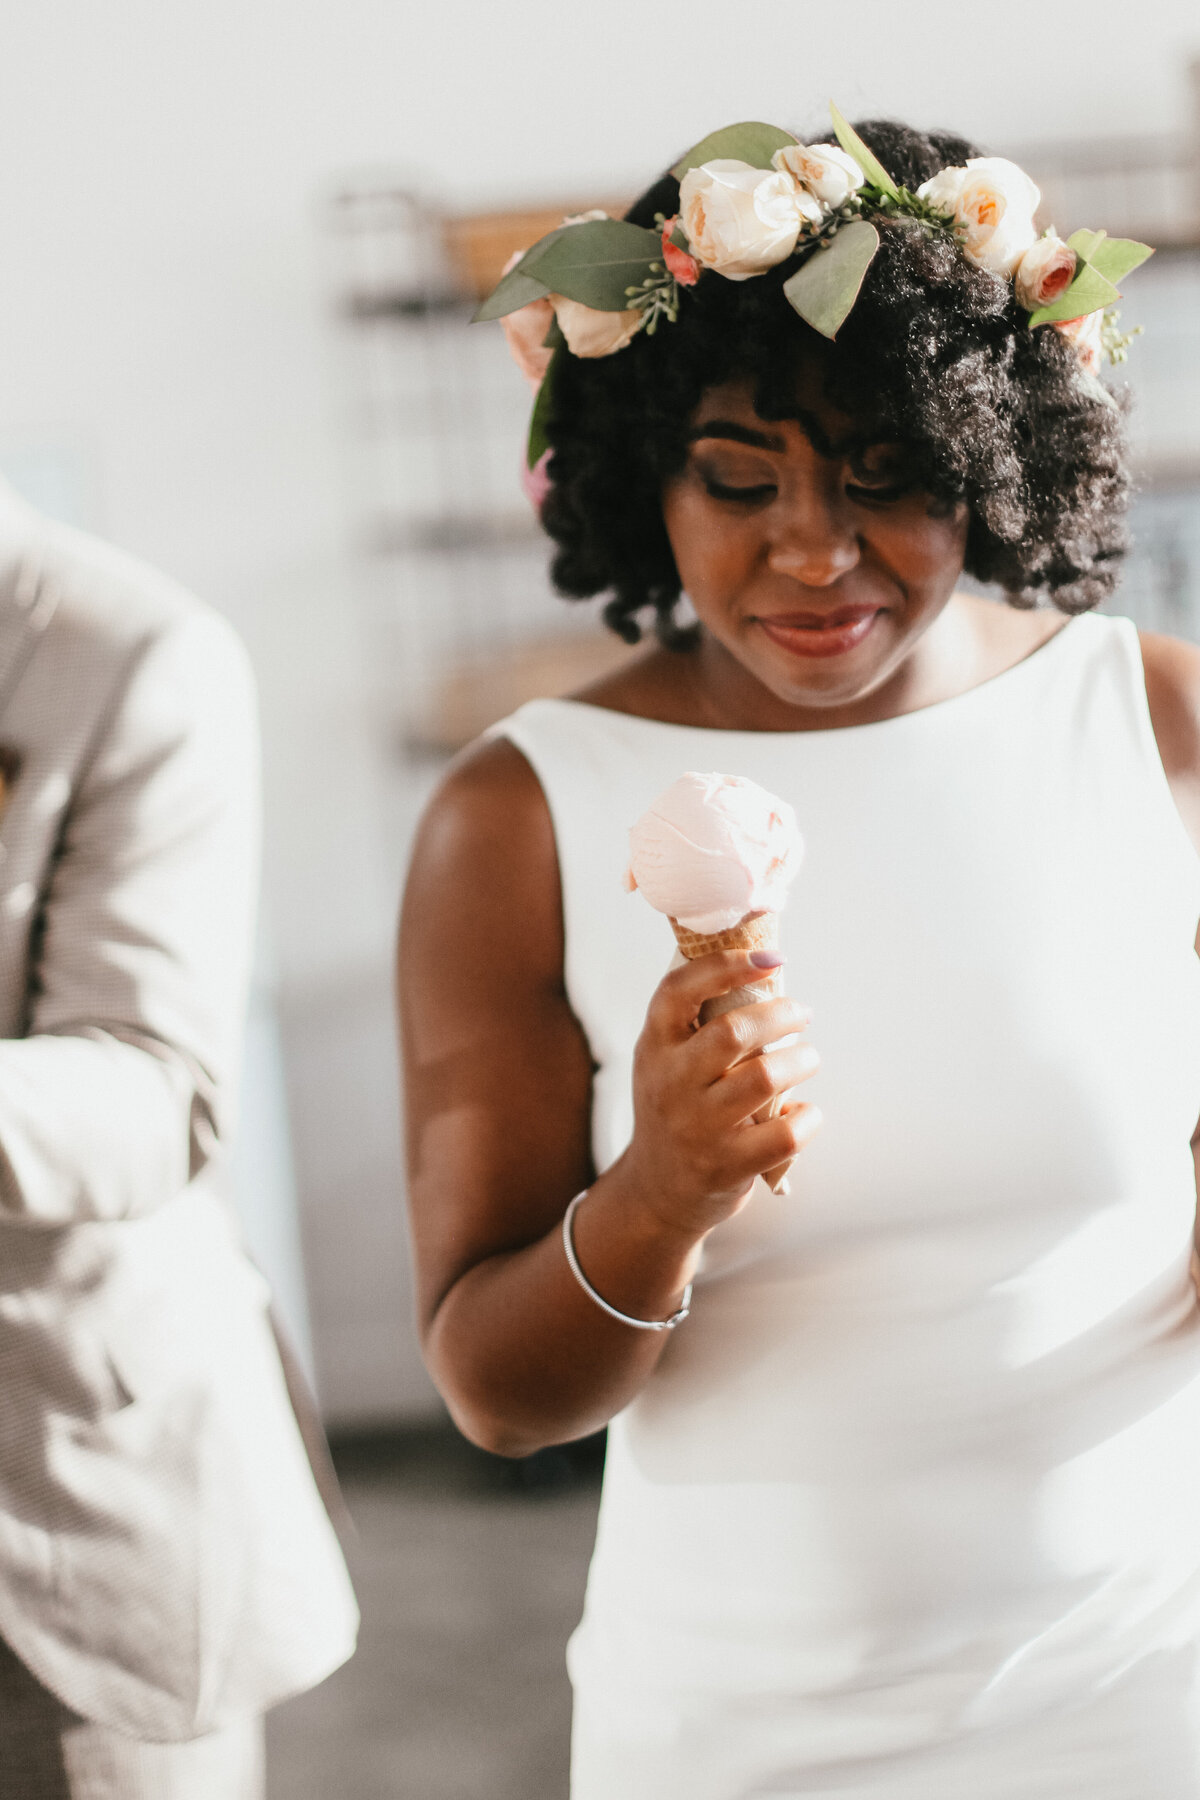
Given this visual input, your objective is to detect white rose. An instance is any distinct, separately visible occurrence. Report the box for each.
[679,160,816,281]
[1013,231,1078,311]
[550,294,641,358]
[917,155,1041,276]
[772,143,864,210]
[1053,308,1104,376]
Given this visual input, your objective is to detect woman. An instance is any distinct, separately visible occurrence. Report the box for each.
[399,116,1200,1797]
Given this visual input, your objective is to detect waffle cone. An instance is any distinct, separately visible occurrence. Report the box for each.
[668,910,793,1196]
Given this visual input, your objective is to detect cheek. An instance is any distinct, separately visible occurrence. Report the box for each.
[661,485,744,595]
[889,501,969,584]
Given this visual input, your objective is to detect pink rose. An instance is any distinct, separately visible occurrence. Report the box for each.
[1053,310,1104,376]
[520,447,552,514]
[661,216,700,287]
[1015,233,1077,311]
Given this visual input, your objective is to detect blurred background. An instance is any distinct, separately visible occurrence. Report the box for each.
[1,4,1198,1793]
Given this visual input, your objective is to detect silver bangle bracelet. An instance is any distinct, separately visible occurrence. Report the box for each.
[561,1190,692,1332]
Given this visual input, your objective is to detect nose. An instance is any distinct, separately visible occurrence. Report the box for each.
[766,481,860,587]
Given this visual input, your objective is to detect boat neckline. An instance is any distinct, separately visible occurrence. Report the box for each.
[537,612,1090,740]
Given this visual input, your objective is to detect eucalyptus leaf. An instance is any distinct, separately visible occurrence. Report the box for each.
[526,349,561,470]
[671,121,797,182]
[473,265,551,323]
[1067,227,1106,265]
[783,220,880,339]
[1085,235,1153,286]
[829,103,900,201]
[1028,260,1120,328]
[522,219,661,311]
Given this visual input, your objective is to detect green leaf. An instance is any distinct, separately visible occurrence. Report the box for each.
[1028,259,1121,327]
[671,121,797,181]
[829,102,900,202]
[521,219,661,311]
[783,220,880,339]
[1086,235,1153,286]
[473,264,551,323]
[526,348,561,470]
[1067,227,1106,264]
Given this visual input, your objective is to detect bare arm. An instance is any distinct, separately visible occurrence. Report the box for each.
[398,737,819,1456]
[1141,632,1200,1229]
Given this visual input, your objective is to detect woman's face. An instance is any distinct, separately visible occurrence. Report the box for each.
[660,367,970,722]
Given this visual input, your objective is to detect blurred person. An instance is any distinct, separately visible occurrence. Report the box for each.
[400,113,1200,1797]
[0,477,358,1797]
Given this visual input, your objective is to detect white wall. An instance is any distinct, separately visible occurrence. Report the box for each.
[1,2,1196,1423]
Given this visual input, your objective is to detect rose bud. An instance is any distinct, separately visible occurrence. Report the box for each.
[1015,232,1078,311]
[660,217,700,287]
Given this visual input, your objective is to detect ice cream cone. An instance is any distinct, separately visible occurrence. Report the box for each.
[668,909,794,1195]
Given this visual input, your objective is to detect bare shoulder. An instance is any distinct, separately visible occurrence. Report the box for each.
[400,734,563,1004]
[1139,631,1200,853]
[408,734,553,875]
[1140,631,1200,780]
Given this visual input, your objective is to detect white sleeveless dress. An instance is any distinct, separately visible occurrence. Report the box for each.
[497,614,1200,1799]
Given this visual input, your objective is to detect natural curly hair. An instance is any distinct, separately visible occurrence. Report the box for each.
[539,119,1131,646]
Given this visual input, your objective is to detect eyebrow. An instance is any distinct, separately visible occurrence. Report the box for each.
[688,412,864,460]
[688,420,788,452]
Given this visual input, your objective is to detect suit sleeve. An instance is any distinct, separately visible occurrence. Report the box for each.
[0,605,260,1224]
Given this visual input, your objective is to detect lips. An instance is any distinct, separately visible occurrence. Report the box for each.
[756,604,881,659]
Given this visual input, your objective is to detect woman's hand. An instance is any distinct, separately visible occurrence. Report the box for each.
[615,947,821,1244]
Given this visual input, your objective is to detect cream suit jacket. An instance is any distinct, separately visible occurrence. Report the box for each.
[0,484,358,1741]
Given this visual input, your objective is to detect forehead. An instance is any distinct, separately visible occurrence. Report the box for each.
[687,371,882,457]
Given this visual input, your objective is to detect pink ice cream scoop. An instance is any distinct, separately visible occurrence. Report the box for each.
[626,771,805,1195]
[625,771,803,932]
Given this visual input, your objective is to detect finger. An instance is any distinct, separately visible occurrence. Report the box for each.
[646,948,787,1043]
[725,1101,824,1185]
[684,996,813,1084]
[712,1042,821,1127]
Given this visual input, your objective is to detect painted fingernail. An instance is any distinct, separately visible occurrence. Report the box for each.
[749,950,785,969]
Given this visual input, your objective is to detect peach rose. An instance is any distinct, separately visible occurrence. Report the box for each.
[550,295,641,357]
[500,296,555,389]
[679,160,819,281]
[917,156,1041,277]
[496,248,555,389]
[1014,232,1077,311]
[772,143,864,211]
[1053,309,1104,376]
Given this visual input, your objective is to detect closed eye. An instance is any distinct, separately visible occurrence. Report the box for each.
[704,481,776,504]
[845,480,911,505]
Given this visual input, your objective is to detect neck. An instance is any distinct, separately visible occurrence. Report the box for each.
[677,597,979,733]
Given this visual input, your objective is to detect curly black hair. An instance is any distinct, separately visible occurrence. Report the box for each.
[539,119,1131,646]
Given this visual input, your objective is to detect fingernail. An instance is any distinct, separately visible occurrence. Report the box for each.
[749,950,785,969]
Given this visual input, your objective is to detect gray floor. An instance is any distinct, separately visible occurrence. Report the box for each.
[265,1429,602,1800]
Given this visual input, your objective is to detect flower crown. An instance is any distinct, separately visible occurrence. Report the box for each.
[476,105,1153,472]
